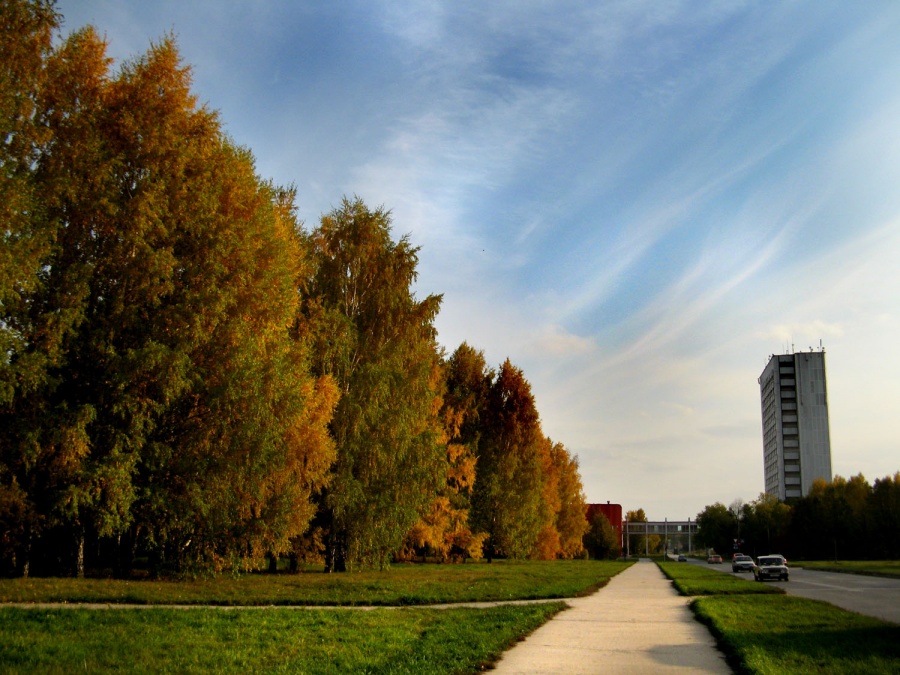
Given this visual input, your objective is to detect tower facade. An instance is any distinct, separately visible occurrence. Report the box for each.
[759,350,832,499]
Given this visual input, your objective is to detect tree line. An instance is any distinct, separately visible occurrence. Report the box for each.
[0,1,590,577]
[695,473,900,561]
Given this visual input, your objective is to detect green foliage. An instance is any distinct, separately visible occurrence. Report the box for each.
[697,472,900,562]
[1,2,592,577]
[0,4,335,576]
[472,360,546,560]
[0,604,565,674]
[624,508,654,555]
[692,594,900,674]
[584,511,619,560]
[695,502,738,556]
[302,198,444,570]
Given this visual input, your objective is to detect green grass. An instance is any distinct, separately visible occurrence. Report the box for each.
[797,560,900,579]
[657,561,783,596]
[0,561,630,672]
[0,559,630,606]
[0,603,565,674]
[692,594,900,675]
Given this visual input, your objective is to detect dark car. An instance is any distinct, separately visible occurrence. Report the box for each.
[677,554,687,562]
[732,554,754,573]
[753,555,789,582]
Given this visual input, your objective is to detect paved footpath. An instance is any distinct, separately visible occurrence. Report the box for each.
[491,559,732,674]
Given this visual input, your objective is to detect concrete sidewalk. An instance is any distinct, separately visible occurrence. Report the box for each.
[491,559,731,674]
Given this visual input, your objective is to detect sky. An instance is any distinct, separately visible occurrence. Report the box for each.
[56,1,900,521]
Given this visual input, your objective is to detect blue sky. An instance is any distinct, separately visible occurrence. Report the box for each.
[57,1,900,520]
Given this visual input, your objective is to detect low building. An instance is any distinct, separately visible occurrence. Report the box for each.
[585,502,623,545]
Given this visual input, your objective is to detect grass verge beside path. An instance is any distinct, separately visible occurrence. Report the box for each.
[692,595,900,675]
[0,603,565,674]
[656,560,900,674]
[0,560,630,606]
[657,561,783,596]
[797,560,900,579]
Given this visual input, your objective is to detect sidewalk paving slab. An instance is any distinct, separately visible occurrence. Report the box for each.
[491,559,732,674]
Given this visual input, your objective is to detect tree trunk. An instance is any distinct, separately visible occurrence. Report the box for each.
[21,536,30,579]
[323,526,348,573]
[75,530,85,579]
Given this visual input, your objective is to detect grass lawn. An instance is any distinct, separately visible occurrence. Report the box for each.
[692,594,900,675]
[796,560,900,579]
[657,561,783,596]
[0,603,565,674]
[0,559,630,606]
[0,561,631,673]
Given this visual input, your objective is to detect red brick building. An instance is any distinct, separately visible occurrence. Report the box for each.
[585,502,623,549]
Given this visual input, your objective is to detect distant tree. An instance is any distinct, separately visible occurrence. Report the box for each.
[694,471,900,563]
[744,493,792,555]
[532,436,562,560]
[695,503,736,557]
[625,509,648,556]
[869,473,900,559]
[301,197,444,571]
[584,511,619,559]
[549,442,588,559]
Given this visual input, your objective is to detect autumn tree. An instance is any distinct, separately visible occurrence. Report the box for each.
[624,508,650,556]
[0,7,336,576]
[441,344,491,556]
[550,442,588,558]
[471,359,546,561]
[530,436,560,560]
[402,343,491,561]
[0,0,60,577]
[530,438,588,560]
[301,197,444,571]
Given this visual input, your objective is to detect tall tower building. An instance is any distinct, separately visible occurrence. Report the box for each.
[758,350,832,500]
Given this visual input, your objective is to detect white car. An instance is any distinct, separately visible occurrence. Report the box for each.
[731,554,754,573]
[753,555,789,582]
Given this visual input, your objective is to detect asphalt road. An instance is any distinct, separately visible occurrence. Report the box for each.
[694,558,900,624]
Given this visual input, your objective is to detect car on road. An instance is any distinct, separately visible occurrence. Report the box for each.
[677,554,687,562]
[707,554,723,564]
[732,554,754,573]
[753,555,789,582]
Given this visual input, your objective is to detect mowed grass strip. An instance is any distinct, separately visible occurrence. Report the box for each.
[692,594,900,675]
[657,561,783,596]
[0,603,565,674]
[0,560,631,606]
[797,560,900,579]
